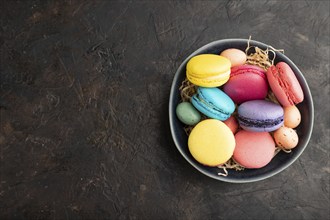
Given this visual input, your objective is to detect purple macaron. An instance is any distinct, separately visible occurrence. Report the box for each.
[237,100,284,132]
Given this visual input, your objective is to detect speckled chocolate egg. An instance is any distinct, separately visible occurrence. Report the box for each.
[283,105,301,128]
[273,126,299,150]
[176,102,201,126]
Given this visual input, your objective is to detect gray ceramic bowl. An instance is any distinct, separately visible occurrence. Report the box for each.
[169,39,314,183]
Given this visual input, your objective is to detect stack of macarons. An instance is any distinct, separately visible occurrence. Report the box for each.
[176,46,304,170]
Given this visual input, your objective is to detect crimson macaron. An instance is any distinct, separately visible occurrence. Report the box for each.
[233,130,275,169]
[266,62,304,106]
[223,64,269,104]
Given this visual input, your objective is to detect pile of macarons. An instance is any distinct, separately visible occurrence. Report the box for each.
[176,48,304,169]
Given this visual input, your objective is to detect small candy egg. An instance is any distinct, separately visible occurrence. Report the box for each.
[273,126,299,150]
[176,102,201,126]
[224,115,239,134]
[220,48,247,67]
[283,105,301,128]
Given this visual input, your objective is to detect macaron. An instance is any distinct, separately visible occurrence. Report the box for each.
[223,115,239,134]
[191,87,235,121]
[220,48,247,67]
[266,62,304,106]
[223,64,269,104]
[188,119,235,166]
[233,130,275,169]
[186,54,231,87]
[237,100,284,132]
[283,105,301,128]
[273,126,299,150]
[176,102,201,126]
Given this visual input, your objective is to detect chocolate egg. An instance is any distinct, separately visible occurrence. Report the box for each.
[220,48,247,67]
[273,126,299,150]
[224,115,239,134]
[283,105,301,128]
[176,102,201,125]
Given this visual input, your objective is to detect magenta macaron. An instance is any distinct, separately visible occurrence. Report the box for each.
[266,62,304,106]
[233,130,275,169]
[223,64,269,104]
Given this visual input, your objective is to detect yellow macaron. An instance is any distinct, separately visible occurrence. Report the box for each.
[188,119,235,166]
[186,54,231,87]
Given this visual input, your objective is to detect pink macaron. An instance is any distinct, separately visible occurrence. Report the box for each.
[223,65,269,104]
[233,130,275,169]
[266,62,304,106]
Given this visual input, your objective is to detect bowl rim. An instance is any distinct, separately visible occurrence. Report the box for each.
[169,38,314,183]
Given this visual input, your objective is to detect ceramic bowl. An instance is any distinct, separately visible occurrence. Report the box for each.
[169,39,314,183]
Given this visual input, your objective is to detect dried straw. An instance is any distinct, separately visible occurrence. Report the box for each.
[245,36,284,70]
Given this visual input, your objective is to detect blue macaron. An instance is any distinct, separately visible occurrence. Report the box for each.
[191,87,235,121]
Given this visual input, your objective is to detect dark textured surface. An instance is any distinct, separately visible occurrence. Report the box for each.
[0,0,329,219]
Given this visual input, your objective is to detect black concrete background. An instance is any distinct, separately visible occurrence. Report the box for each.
[0,0,329,219]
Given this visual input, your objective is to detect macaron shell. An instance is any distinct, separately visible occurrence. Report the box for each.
[188,119,235,166]
[273,126,299,150]
[266,62,304,106]
[220,48,247,67]
[233,130,275,169]
[223,65,268,104]
[283,105,301,128]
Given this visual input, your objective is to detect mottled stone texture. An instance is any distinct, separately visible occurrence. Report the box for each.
[0,0,329,219]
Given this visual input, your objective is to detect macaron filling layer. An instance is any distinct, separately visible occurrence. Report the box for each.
[192,94,231,120]
[238,115,284,128]
[230,65,266,79]
[187,70,230,86]
[187,70,230,79]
